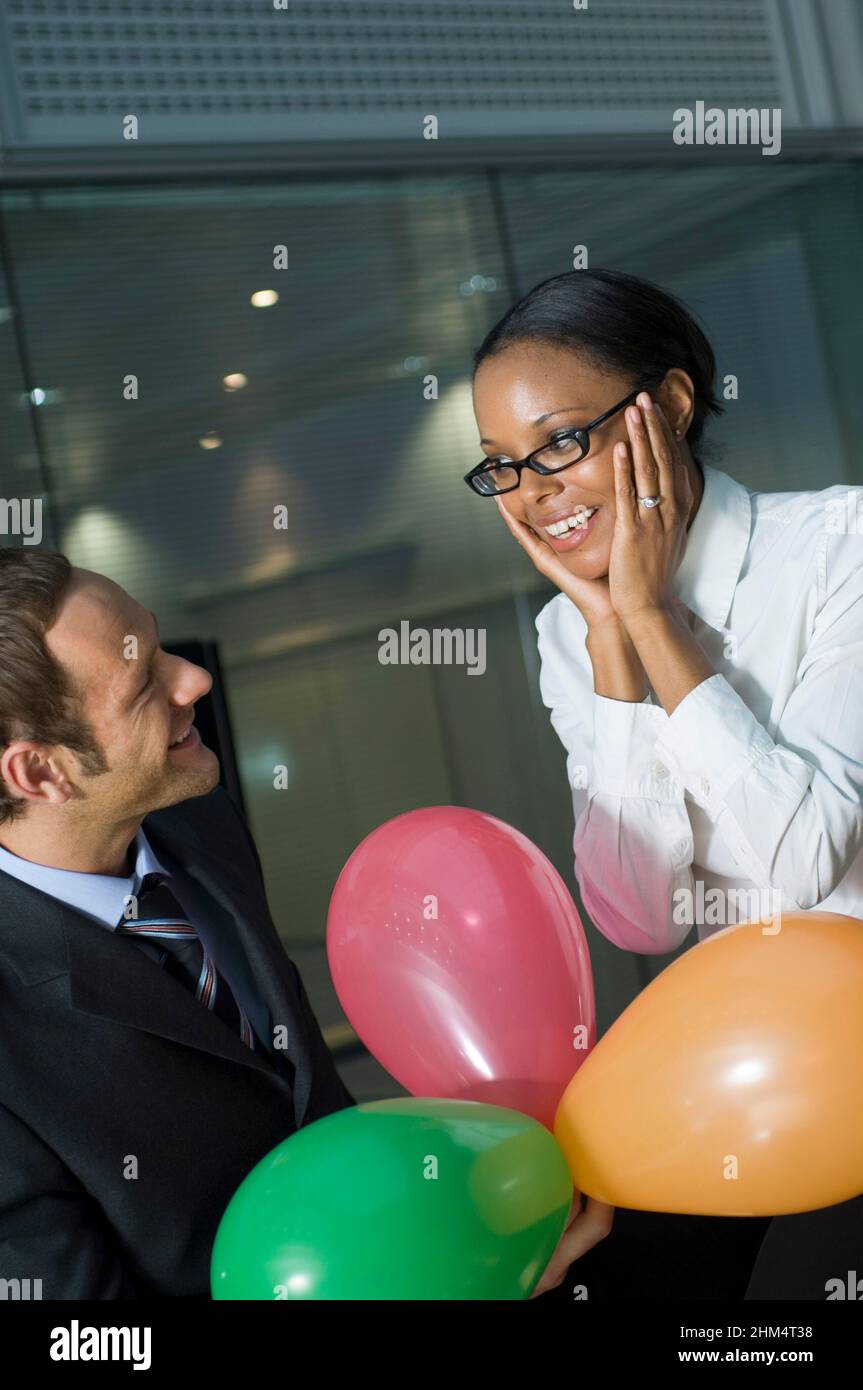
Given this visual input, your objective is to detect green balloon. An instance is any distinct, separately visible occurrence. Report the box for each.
[211,1097,572,1300]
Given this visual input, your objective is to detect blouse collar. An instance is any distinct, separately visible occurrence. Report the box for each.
[672,462,753,632]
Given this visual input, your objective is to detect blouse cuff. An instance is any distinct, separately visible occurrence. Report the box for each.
[591,692,683,801]
[653,672,774,809]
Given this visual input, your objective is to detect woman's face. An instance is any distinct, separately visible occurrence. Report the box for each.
[472,342,669,580]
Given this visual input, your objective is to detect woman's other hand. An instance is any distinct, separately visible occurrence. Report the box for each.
[529,1193,615,1298]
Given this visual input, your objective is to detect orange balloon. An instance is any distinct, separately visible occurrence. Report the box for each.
[554,912,863,1215]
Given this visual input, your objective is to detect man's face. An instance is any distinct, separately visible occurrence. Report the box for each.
[44,568,220,820]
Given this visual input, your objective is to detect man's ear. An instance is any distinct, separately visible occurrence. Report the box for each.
[0,741,74,808]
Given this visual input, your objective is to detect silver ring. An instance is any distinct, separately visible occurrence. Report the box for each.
[638,495,661,509]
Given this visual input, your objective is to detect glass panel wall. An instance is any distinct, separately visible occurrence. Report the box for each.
[2,162,861,1093]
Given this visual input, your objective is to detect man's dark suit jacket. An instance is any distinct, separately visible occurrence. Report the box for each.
[0,784,355,1299]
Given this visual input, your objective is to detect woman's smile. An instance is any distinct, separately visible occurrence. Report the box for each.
[531,502,604,553]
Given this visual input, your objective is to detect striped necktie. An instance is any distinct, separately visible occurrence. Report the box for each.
[116,871,257,1051]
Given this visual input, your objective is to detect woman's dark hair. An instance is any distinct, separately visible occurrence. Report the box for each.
[473,268,724,470]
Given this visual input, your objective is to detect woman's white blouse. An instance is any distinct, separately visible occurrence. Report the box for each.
[535,462,863,954]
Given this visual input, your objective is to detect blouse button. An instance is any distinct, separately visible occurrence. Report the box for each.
[652,760,669,778]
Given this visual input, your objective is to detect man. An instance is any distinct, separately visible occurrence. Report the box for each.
[0,548,355,1299]
[0,548,611,1302]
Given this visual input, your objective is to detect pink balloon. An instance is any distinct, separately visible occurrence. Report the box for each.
[327,806,595,1129]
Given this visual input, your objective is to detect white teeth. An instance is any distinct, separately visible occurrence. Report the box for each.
[544,507,598,537]
[170,727,191,748]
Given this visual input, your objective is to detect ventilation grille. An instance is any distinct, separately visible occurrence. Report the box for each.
[0,0,796,148]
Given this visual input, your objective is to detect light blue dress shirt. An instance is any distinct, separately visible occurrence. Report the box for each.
[0,827,274,1055]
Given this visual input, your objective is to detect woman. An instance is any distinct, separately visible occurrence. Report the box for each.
[467,268,863,1298]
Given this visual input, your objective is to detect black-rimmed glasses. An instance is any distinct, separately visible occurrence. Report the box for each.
[464,378,663,496]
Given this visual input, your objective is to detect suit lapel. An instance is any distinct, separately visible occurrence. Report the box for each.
[0,799,315,1115]
[0,865,271,1073]
[143,805,316,1118]
[66,908,278,1076]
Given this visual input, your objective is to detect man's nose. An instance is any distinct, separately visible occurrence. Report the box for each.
[174,657,212,702]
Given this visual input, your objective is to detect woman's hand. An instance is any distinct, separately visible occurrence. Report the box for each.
[494,496,620,633]
[529,1193,615,1298]
[608,395,694,627]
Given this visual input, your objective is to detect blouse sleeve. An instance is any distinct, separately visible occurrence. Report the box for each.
[536,604,697,955]
[651,539,863,911]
